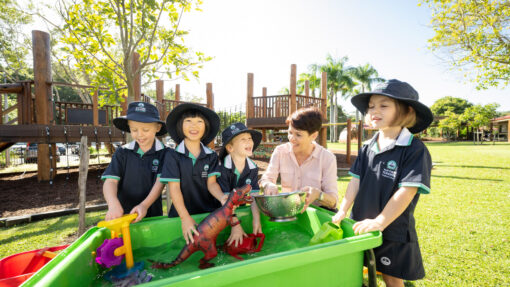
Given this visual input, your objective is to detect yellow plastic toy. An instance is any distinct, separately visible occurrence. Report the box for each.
[97,213,137,269]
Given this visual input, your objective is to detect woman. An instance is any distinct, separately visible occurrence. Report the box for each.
[259,107,338,211]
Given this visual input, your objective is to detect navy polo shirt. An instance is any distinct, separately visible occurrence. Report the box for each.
[218,155,260,194]
[101,140,167,218]
[160,141,222,217]
[349,128,432,243]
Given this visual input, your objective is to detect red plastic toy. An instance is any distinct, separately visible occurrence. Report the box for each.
[0,245,68,287]
[223,233,265,260]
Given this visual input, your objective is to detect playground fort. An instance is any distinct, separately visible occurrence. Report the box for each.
[0,30,361,182]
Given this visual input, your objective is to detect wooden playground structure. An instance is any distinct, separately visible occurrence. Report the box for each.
[0,31,214,182]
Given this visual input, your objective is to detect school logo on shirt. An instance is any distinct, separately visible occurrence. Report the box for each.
[152,159,159,172]
[245,179,251,185]
[135,102,146,113]
[381,160,397,180]
[201,164,209,178]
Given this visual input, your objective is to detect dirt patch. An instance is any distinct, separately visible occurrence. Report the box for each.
[0,152,353,218]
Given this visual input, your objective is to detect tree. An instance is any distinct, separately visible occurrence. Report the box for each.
[38,0,211,105]
[350,63,384,120]
[422,0,510,89]
[431,96,473,116]
[461,103,500,144]
[320,55,355,141]
[0,0,33,82]
[438,110,462,140]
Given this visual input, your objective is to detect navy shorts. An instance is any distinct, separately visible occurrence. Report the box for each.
[370,239,425,280]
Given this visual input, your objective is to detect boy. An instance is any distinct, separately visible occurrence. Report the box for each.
[218,123,263,247]
[102,101,168,223]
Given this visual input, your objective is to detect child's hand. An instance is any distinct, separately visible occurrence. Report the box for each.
[263,184,278,195]
[220,193,229,206]
[352,219,384,235]
[105,204,124,221]
[227,224,247,247]
[130,204,148,223]
[252,220,262,235]
[332,210,346,224]
[181,216,199,245]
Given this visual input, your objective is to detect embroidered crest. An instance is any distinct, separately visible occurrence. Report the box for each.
[387,160,397,170]
[204,164,209,171]
[245,179,251,185]
[380,256,391,266]
[152,159,159,166]
[135,102,146,112]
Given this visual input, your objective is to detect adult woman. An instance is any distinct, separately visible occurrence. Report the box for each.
[259,107,338,211]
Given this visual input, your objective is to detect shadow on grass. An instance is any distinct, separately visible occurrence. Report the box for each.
[431,174,502,182]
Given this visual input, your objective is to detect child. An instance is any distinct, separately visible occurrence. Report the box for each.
[332,79,433,287]
[160,103,226,244]
[102,101,168,223]
[217,123,263,247]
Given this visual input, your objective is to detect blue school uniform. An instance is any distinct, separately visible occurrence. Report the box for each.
[217,155,260,194]
[160,141,222,217]
[101,140,168,218]
[349,128,432,280]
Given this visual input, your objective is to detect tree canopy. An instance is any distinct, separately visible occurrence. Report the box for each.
[430,96,473,116]
[422,0,510,89]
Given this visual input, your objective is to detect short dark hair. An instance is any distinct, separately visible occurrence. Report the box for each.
[175,110,210,141]
[286,107,324,134]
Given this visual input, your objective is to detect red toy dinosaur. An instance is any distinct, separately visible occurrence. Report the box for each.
[150,184,253,269]
[222,233,265,260]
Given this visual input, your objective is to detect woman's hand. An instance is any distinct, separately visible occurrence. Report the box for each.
[227,224,247,247]
[129,204,147,223]
[352,219,384,235]
[332,210,346,224]
[181,216,199,245]
[300,186,321,213]
[105,203,124,221]
[263,183,279,195]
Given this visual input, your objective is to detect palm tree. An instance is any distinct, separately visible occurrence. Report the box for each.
[351,64,385,120]
[320,55,355,141]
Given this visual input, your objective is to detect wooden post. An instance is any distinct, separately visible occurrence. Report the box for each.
[121,94,128,116]
[290,64,297,115]
[156,80,164,120]
[206,83,215,149]
[262,87,267,118]
[261,129,267,142]
[346,119,352,165]
[78,136,89,236]
[33,30,55,181]
[93,90,99,126]
[0,95,3,125]
[305,80,310,106]
[319,71,328,148]
[358,120,362,152]
[175,84,180,102]
[133,52,141,102]
[247,73,254,121]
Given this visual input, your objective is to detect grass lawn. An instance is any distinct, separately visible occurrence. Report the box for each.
[1,142,509,286]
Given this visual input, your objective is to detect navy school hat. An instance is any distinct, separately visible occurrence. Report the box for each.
[351,79,434,133]
[165,103,220,144]
[219,122,262,160]
[113,101,167,136]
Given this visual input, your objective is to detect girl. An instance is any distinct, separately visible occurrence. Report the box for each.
[160,103,226,244]
[332,79,433,287]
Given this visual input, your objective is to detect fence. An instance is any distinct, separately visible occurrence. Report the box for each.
[216,103,246,145]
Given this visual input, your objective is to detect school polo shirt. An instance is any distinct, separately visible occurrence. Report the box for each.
[217,155,260,194]
[349,128,432,243]
[101,140,167,218]
[160,141,222,217]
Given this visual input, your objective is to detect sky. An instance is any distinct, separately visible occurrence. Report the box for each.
[164,0,510,113]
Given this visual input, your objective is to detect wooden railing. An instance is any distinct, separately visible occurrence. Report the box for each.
[249,94,324,119]
[54,101,122,126]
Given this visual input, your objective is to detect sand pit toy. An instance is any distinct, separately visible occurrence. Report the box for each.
[95,214,150,283]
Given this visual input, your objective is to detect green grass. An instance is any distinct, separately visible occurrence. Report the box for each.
[1,142,509,286]
[337,142,510,286]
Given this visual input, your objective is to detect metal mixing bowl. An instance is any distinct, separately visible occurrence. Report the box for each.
[253,190,307,222]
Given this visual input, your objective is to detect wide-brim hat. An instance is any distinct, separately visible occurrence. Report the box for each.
[113,101,167,136]
[219,122,262,160]
[351,79,433,133]
[165,103,220,144]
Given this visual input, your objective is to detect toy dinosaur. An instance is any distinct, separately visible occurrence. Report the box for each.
[150,184,253,269]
